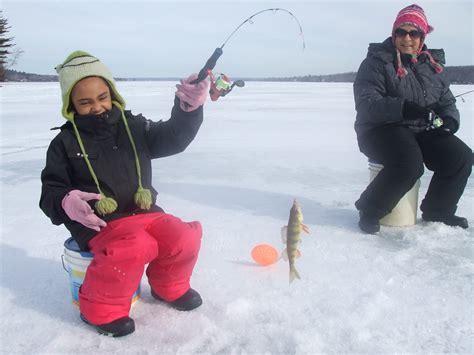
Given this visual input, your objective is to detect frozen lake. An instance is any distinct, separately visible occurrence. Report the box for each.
[1,81,472,353]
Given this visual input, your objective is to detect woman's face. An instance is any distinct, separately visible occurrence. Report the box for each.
[393,24,423,55]
[71,76,112,115]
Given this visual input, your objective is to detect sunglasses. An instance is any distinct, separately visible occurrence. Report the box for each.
[394,28,423,39]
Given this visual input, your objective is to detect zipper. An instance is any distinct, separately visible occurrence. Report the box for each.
[411,64,427,102]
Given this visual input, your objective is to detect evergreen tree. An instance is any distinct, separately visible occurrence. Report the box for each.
[0,11,15,82]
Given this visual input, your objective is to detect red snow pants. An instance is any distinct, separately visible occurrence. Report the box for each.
[78,212,202,325]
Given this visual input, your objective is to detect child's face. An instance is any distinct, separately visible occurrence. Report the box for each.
[71,76,113,115]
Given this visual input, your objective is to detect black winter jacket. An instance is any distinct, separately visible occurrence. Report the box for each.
[40,97,203,250]
[353,37,459,138]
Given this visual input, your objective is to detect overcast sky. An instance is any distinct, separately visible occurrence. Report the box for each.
[3,0,473,78]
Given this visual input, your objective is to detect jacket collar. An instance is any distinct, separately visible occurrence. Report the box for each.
[72,105,122,138]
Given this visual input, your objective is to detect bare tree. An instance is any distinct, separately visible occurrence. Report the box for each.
[7,47,24,68]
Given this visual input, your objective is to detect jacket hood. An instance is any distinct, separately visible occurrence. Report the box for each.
[367,37,445,65]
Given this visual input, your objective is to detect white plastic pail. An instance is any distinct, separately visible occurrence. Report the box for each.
[369,161,420,227]
[61,237,140,306]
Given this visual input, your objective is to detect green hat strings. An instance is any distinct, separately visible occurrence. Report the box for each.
[70,101,152,215]
[115,101,152,210]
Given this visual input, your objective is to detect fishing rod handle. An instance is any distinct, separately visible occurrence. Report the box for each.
[190,47,223,84]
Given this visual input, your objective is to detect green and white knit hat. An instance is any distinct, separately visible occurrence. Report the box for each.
[55,50,126,120]
[55,50,152,215]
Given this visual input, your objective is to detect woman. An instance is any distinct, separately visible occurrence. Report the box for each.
[40,51,209,336]
[353,4,471,234]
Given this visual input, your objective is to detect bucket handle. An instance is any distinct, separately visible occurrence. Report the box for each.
[61,255,69,272]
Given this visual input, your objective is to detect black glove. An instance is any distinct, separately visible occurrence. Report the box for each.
[402,100,431,121]
[441,117,457,132]
[430,116,457,136]
[400,117,430,133]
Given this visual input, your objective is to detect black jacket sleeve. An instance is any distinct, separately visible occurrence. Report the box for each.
[353,58,404,126]
[39,134,74,225]
[144,96,204,159]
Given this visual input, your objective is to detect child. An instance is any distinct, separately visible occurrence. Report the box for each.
[40,51,209,337]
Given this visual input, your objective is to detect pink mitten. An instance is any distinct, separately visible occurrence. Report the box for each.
[175,74,210,112]
[62,190,107,231]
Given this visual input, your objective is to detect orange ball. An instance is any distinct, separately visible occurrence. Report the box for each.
[251,244,279,266]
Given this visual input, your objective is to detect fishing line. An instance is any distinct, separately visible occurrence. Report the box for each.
[220,8,305,50]
[454,89,474,102]
[190,8,305,84]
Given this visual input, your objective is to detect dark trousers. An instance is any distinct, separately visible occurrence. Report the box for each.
[356,125,472,219]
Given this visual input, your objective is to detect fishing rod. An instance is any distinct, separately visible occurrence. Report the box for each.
[189,8,305,88]
[424,89,474,130]
[455,89,474,102]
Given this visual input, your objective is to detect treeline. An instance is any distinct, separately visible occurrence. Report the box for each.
[258,72,357,83]
[262,66,474,84]
[443,66,474,84]
[5,66,474,84]
[5,69,57,82]
[4,69,175,82]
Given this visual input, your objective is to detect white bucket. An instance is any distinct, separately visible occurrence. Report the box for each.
[62,237,140,306]
[369,161,420,227]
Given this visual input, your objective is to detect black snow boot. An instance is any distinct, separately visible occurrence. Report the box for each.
[358,211,380,234]
[151,288,202,311]
[80,314,135,337]
[422,213,469,229]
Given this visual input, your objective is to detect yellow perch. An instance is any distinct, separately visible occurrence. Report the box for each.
[282,199,310,283]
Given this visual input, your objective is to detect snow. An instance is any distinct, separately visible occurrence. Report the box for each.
[1,81,473,354]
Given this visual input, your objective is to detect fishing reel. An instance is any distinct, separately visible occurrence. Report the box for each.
[185,8,304,106]
[427,111,444,130]
[208,70,245,101]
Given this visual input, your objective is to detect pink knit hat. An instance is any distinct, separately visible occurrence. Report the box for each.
[392,4,442,77]
[392,4,434,35]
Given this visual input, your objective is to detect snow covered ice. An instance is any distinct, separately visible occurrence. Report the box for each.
[1,81,472,353]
